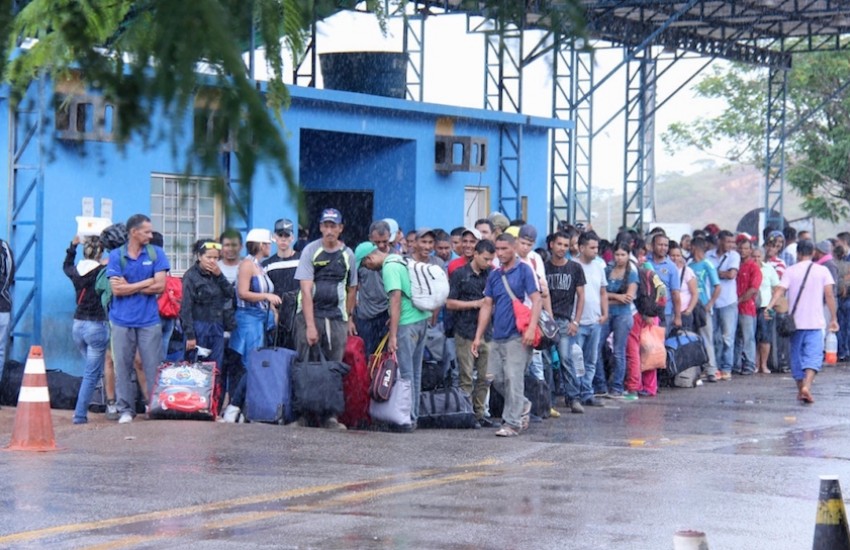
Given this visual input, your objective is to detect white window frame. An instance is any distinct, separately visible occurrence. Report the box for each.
[150,173,222,275]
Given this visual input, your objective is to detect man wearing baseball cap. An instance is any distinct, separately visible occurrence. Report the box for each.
[447,227,482,276]
[409,228,445,269]
[293,208,358,429]
[262,218,301,349]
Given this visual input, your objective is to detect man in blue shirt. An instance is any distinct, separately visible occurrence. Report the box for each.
[107,214,170,423]
[472,233,541,437]
[688,237,722,380]
[647,233,682,333]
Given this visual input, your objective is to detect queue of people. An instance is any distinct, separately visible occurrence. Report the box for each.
[63,210,843,432]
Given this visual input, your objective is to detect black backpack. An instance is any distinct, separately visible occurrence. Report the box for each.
[634,267,667,318]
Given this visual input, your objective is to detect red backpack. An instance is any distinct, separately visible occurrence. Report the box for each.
[158,275,183,319]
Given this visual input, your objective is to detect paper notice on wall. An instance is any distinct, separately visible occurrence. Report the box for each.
[82,197,94,217]
[101,198,113,222]
[76,216,111,237]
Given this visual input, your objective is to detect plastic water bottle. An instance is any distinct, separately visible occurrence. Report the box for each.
[825,332,838,365]
[571,343,585,377]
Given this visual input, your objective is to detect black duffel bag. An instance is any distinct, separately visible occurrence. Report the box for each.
[417,385,477,429]
[291,347,350,418]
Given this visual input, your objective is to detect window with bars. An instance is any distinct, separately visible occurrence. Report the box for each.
[150,174,221,274]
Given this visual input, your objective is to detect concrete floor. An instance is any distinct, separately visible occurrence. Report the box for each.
[1,365,850,549]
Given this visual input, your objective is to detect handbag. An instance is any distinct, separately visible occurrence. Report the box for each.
[368,335,398,402]
[369,378,413,426]
[776,263,813,338]
[538,308,560,341]
[291,346,351,417]
[639,324,667,372]
[417,386,477,429]
[692,303,707,330]
[500,273,542,348]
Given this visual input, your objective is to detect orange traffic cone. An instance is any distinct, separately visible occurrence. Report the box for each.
[6,346,59,452]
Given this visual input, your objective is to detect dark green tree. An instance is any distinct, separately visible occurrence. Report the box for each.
[663,50,850,222]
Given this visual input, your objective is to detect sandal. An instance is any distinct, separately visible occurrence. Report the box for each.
[495,426,519,437]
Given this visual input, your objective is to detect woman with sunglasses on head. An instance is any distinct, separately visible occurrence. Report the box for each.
[181,239,236,406]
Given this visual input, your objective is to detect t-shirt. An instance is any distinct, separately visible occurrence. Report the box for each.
[355,267,388,319]
[484,261,538,340]
[577,258,607,325]
[758,262,780,309]
[545,259,585,321]
[736,258,762,316]
[676,265,697,314]
[689,259,720,306]
[647,256,681,316]
[447,256,469,277]
[448,262,491,341]
[605,266,638,317]
[382,254,432,326]
[217,261,240,286]
[706,249,740,308]
[780,260,834,330]
[107,244,170,328]
[294,239,357,320]
[262,251,301,297]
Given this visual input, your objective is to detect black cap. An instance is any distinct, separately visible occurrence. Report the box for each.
[274,218,294,236]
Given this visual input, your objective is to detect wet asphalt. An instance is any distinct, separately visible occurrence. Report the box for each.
[2,365,850,549]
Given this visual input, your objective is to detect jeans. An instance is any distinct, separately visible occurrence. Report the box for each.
[111,323,162,416]
[576,324,601,402]
[160,317,175,361]
[838,297,850,359]
[72,320,110,423]
[354,310,389,358]
[713,303,738,373]
[599,313,633,394]
[733,313,756,373]
[555,318,579,402]
[489,336,531,430]
[396,320,428,421]
[455,335,489,419]
[697,305,718,374]
[0,311,9,382]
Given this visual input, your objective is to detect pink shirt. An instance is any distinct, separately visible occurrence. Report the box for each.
[780,260,835,330]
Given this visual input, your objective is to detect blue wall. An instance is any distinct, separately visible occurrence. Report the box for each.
[3,84,564,374]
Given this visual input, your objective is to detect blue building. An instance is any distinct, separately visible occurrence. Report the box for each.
[0,79,570,374]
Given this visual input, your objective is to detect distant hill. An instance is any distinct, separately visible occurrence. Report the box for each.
[592,164,845,242]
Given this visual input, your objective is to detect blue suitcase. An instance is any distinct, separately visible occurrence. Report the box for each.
[245,346,298,424]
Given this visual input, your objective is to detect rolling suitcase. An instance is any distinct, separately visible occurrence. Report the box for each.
[245,345,297,424]
[339,335,371,429]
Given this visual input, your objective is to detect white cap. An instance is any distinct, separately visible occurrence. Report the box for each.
[245,228,272,244]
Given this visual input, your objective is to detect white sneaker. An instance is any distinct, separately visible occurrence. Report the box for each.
[222,405,241,423]
[118,412,133,424]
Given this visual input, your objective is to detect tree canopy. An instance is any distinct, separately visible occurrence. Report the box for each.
[1,0,586,218]
[663,49,850,223]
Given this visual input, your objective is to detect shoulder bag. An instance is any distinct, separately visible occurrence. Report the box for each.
[776,263,813,338]
[500,272,542,348]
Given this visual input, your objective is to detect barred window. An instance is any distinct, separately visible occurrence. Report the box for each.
[150,174,221,274]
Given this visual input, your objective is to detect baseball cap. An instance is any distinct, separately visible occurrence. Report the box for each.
[488,212,510,231]
[274,218,294,236]
[817,239,833,254]
[505,226,520,238]
[461,227,482,240]
[416,228,436,240]
[319,208,343,224]
[245,228,272,244]
[383,218,399,236]
[354,241,378,268]
[518,224,538,242]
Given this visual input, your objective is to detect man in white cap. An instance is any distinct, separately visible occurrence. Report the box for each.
[447,227,482,276]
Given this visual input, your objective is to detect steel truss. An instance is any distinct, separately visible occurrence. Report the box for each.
[764,66,787,232]
[622,53,657,230]
[7,77,45,354]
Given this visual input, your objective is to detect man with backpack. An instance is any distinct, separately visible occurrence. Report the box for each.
[263,218,301,349]
[688,237,722,381]
[106,214,170,423]
[358,241,434,428]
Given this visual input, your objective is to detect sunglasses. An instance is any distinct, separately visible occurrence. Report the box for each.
[201,242,222,250]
